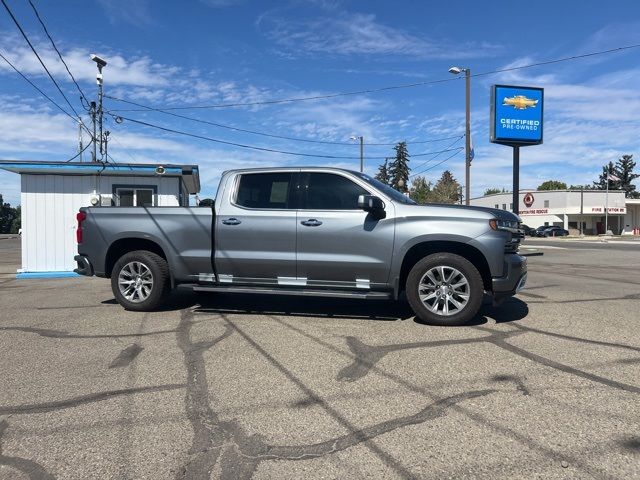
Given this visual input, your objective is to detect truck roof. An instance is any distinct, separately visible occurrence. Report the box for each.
[221,166,361,175]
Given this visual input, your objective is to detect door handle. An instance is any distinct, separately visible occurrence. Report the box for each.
[301,219,323,227]
[222,218,241,225]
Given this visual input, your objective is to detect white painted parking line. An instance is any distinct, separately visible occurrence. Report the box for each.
[521,245,568,250]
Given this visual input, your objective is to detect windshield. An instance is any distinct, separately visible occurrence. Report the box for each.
[354,172,417,205]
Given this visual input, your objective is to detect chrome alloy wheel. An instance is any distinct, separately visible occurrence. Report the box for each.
[417,266,470,316]
[118,261,154,303]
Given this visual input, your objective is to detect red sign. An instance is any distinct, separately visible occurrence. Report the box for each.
[520,208,548,215]
[523,192,535,208]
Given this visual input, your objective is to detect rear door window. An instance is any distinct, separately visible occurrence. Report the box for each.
[235,172,295,209]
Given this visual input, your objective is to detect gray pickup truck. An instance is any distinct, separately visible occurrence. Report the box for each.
[75,167,526,326]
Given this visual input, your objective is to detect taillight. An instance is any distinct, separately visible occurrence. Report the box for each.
[76,211,87,244]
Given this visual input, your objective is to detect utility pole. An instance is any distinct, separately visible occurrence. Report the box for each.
[77,119,84,162]
[580,186,584,236]
[90,54,107,161]
[90,101,97,162]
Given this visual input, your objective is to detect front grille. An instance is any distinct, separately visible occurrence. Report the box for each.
[504,239,520,253]
[505,224,525,253]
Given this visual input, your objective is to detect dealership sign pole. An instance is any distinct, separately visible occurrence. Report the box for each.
[490,85,544,215]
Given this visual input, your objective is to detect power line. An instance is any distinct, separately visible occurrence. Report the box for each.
[26,0,90,109]
[410,150,463,179]
[105,94,460,147]
[107,43,640,111]
[0,50,80,123]
[64,141,91,162]
[1,0,87,129]
[116,115,463,160]
[411,136,464,163]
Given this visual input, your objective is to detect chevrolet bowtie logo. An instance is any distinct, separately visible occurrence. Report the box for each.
[503,95,538,110]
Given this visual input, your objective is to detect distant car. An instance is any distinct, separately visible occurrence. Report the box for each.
[538,226,569,237]
[520,224,535,236]
[533,226,549,236]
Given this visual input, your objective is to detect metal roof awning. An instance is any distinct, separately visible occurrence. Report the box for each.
[0,160,201,194]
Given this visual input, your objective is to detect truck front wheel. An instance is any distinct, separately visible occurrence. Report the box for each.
[111,250,170,311]
[406,253,483,326]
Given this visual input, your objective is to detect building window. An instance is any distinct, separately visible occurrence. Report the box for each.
[502,204,506,210]
[495,204,499,209]
[510,203,513,210]
[113,185,157,207]
[544,200,549,208]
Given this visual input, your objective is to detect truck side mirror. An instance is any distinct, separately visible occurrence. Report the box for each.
[358,194,386,218]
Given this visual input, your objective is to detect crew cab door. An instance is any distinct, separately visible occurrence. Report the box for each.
[296,172,395,289]
[215,171,298,284]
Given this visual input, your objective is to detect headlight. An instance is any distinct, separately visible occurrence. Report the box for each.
[489,219,520,232]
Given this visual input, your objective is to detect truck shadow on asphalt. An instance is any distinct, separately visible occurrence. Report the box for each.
[131,291,529,326]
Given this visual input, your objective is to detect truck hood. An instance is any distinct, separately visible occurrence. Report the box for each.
[408,203,521,222]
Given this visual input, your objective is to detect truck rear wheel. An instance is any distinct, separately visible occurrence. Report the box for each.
[111,250,170,311]
[406,253,483,326]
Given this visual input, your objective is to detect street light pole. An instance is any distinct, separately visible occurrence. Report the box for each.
[449,66,471,205]
[464,68,471,206]
[350,135,364,172]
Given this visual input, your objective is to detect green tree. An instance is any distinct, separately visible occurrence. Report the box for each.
[388,141,410,193]
[593,161,618,190]
[0,194,18,234]
[537,180,567,191]
[484,187,502,196]
[615,154,639,198]
[10,205,21,234]
[374,159,390,185]
[430,170,461,204]
[409,176,432,204]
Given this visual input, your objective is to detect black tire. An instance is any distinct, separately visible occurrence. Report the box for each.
[110,250,170,311]
[406,253,484,326]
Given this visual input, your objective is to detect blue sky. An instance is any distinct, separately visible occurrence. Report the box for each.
[1,0,639,205]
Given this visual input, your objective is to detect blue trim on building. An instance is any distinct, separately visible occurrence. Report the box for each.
[16,271,81,279]
[0,162,183,175]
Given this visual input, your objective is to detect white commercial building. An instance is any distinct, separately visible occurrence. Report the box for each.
[471,189,640,235]
[0,160,200,277]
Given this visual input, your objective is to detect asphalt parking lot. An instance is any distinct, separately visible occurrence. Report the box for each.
[1,236,639,479]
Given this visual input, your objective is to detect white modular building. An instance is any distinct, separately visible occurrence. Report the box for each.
[0,160,201,277]
[471,189,640,235]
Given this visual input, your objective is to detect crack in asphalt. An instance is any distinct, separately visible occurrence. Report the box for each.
[510,324,640,352]
[176,309,498,479]
[267,316,622,479]
[338,330,524,382]
[0,325,178,339]
[474,326,640,394]
[176,309,232,479]
[0,419,55,479]
[0,384,186,416]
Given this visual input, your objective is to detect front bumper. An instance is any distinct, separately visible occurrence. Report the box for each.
[492,254,527,301]
[73,255,94,276]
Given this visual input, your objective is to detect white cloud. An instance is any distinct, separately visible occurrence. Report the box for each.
[260,12,501,59]
[199,0,246,7]
[97,0,156,26]
[0,35,176,87]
